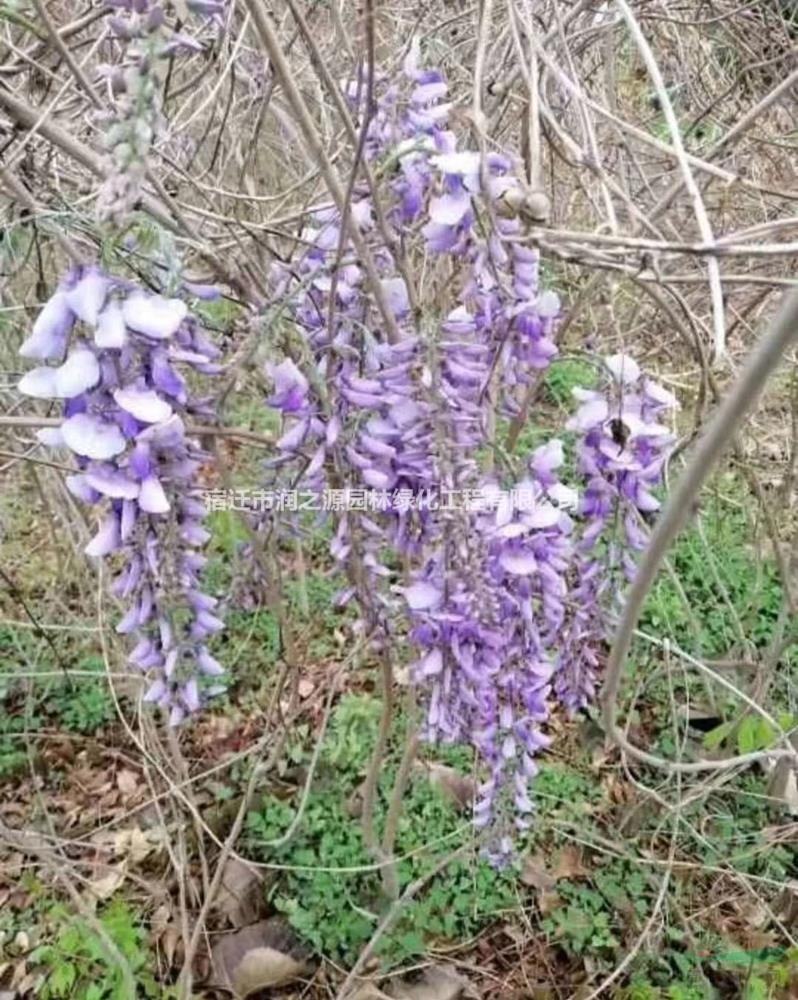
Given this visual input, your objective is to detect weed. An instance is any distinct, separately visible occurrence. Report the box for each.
[246,694,516,968]
[640,487,783,657]
[543,358,597,406]
[324,692,383,775]
[29,900,166,1000]
[0,647,115,773]
[45,657,115,734]
[0,708,40,778]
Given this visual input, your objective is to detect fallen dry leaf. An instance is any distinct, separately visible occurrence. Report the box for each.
[553,845,589,880]
[538,888,562,916]
[209,918,310,997]
[738,898,770,931]
[351,987,392,1000]
[774,881,798,926]
[767,758,798,815]
[520,853,557,892]
[424,763,477,811]
[212,857,265,928]
[232,948,305,997]
[87,866,126,903]
[387,965,469,1000]
[347,779,367,818]
[151,903,172,936]
[12,932,29,954]
[159,924,182,967]
[116,769,139,797]
[298,678,315,699]
[91,826,164,864]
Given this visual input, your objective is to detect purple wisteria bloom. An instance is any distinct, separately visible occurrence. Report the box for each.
[18,265,224,724]
[97,0,228,222]
[257,51,675,861]
[555,354,677,713]
[258,52,573,857]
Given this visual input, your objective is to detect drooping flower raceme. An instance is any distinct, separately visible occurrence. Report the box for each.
[98,1,228,223]
[258,50,677,857]
[259,53,574,854]
[18,265,224,724]
[400,442,577,860]
[555,354,677,714]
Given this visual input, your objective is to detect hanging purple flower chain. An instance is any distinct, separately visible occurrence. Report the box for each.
[387,71,563,413]
[260,50,679,859]
[261,51,574,854]
[98,1,228,223]
[567,353,677,577]
[401,441,576,860]
[555,354,677,714]
[17,265,224,725]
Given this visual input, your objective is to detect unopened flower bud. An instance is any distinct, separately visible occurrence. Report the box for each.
[521,191,551,224]
[494,186,524,219]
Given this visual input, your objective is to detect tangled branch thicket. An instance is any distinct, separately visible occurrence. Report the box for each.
[1,2,797,998]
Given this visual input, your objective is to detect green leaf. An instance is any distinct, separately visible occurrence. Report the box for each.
[737,716,769,755]
[398,930,425,954]
[48,962,77,997]
[703,720,734,751]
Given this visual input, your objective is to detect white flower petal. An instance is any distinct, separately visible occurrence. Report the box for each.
[429,188,472,226]
[416,649,443,677]
[547,483,579,511]
[495,492,514,527]
[430,151,481,177]
[380,277,409,316]
[412,80,448,104]
[85,469,140,499]
[621,414,672,440]
[113,387,173,423]
[523,505,562,529]
[65,269,107,325]
[95,302,128,348]
[54,348,100,397]
[20,291,73,359]
[605,353,640,385]
[403,36,420,77]
[36,427,65,447]
[404,581,442,610]
[496,522,530,539]
[122,292,187,340]
[138,475,170,513]
[500,550,538,575]
[644,380,679,410]
[61,413,126,460]
[537,290,561,318]
[136,414,185,447]
[18,367,58,398]
[566,398,609,432]
[66,474,100,503]
[84,514,120,557]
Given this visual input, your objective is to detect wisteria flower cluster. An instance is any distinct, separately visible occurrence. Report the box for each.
[13,43,679,859]
[17,265,224,725]
[256,52,678,857]
[555,355,677,714]
[98,0,227,223]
